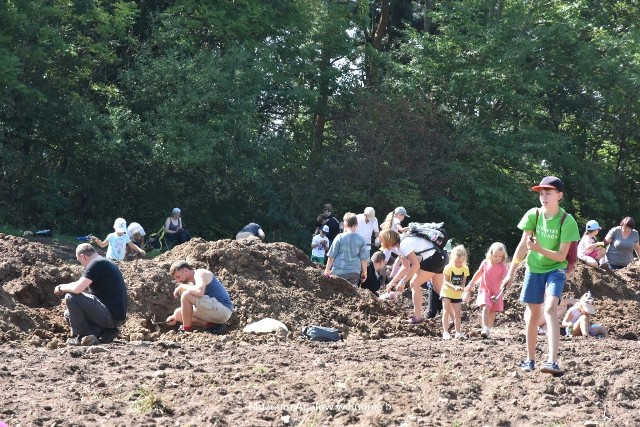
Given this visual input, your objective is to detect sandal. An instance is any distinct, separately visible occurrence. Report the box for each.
[407,315,424,325]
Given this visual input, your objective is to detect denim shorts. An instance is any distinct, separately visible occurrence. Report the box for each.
[520,269,566,304]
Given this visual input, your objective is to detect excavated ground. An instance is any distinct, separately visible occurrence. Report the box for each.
[1,234,639,426]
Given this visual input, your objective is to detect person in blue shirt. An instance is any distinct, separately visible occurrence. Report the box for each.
[235,222,265,241]
[166,260,234,334]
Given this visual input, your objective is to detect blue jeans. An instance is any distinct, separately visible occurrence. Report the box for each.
[64,293,122,337]
[520,269,566,304]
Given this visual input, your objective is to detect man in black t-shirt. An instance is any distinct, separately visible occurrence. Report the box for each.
[54,243,128,345]
[322,204,342,246]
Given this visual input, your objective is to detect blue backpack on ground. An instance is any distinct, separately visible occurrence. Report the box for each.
[302,326,342,342]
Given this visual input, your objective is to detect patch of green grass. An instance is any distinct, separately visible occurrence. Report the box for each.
[253,364,268,375]
[0,225,25,237]
[128,388,173,416]
[0,224,78,244]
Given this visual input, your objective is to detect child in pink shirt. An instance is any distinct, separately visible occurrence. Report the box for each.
[464,242,508,338]
[577,220,606,268]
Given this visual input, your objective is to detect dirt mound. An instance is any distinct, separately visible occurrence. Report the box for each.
[3,233,640,426]
[1,234,639,345]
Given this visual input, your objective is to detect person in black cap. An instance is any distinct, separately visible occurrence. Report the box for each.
[501,176,580,376]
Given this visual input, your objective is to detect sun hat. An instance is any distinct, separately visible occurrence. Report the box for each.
[364,207,376,220]
[577,292,596,315]
[172,208,181,214]
[394,207,410,217]
[113,217,127,233]
[531,176,564,192]
[585,220,601,231]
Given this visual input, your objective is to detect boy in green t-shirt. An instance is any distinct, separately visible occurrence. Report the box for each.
[502,176,580,376]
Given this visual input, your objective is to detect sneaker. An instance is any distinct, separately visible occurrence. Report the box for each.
[204,323,226,335]
[66,336,82,346]
[81,335,99,346]
[98,328,120,344]
[480,327,491,338]
[519,359,535,372]
[540,361,564,376]
[178,325,192,334]
[454,332,467,340]
[442,331,451,340]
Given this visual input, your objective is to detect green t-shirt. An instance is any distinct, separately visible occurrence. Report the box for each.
[517,207,580,273]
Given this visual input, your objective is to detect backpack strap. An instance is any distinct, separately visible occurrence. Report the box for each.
[535,208,568,237]
[400,234,433,258]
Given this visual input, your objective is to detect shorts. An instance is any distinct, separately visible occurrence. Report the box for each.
[587,250,599,259]
[311,255,325,265]
[589,324,602,337]
[235,231,260,241]
[194,295,233,324]
[419,251,449,274]
[338,272,361,287]
[442,297,462,304]
[520,269,566,304]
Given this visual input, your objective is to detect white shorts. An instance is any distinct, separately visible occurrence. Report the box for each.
[194,295,233,324]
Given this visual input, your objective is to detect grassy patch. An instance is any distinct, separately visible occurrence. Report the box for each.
[128,388,173,416]
[253,364,269,375]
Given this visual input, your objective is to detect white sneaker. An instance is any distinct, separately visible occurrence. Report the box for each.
[480,327,491,338]
[454,332,466,340]
[442,331,451,340]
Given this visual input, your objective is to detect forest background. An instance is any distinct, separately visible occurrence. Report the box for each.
[1,0,639,264]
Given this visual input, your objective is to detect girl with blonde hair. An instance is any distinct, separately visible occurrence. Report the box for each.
[464,242,508,338]
[441,245,470,339]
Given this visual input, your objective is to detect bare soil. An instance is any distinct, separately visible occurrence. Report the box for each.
[1,233,639,426]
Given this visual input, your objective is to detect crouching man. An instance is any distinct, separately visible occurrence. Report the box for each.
[54,243,127,345]
[166,260,233,334]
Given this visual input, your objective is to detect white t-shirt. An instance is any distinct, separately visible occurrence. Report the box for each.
[393,236,435,261]
[577,234,595,258]
[311,234,330,257]
[105,233,131,261]
[127,222,146,238]
[391,217,402,232]
[356,214,379,246]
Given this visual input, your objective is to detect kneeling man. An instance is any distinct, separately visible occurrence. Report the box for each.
[54,243,127,345]
[166,260,233,334]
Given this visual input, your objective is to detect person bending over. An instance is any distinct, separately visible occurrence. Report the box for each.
[166,261,233,334]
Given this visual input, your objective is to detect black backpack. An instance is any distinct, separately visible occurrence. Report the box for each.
[301,326,342,342]
[403,222,449,253]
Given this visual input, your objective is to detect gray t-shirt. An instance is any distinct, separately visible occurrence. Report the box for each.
[327,232,368,275]
[605,226,639,267]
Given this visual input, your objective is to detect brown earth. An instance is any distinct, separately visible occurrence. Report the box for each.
[1,233,639,426]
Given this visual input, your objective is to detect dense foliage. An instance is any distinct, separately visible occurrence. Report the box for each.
[2,0,639,263]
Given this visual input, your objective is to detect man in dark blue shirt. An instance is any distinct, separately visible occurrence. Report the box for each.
[235,223,265,241]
